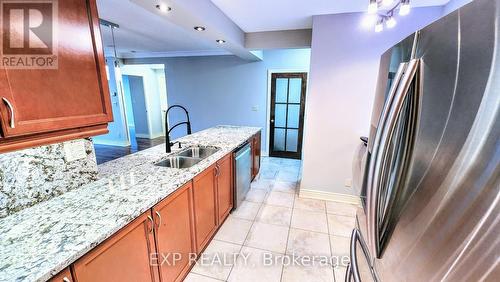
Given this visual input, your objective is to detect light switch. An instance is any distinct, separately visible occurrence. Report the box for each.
[252,105,259,111]
[63,140,87,162]
[344,178,352,187]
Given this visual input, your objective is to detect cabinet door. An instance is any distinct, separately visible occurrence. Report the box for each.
[73,212,159,282]
[216,154,233,223]
[153,182,195,282]
[0,0,111,138]
[49,267,73,282]
[192,165,218,252]
[252,132,261,179]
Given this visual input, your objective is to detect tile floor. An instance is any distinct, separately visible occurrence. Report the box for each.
[186,157,358,282]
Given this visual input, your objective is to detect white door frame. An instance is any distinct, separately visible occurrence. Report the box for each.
[266,69,309,157]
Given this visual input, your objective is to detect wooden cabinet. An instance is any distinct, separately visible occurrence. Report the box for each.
[73,212,159,282]
[252,131,261,180]
[0,0,112,153]
[49,267,73,282]
[152,182,195,282]
[192,165,218,252]
[216,153,233,224]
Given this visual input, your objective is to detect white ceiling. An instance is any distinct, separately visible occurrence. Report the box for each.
[97,0,224,58]
[210,0,450,32]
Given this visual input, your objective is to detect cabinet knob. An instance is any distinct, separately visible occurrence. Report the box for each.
[2,98,15,128]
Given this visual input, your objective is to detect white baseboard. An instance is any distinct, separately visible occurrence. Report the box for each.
[299,189,362,206]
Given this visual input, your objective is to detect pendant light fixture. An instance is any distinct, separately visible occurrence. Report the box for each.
[363,0,411,32]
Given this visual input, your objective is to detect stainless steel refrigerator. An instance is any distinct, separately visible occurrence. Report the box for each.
[349,0,500,280]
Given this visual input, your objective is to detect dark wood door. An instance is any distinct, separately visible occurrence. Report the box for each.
[73,212,159,282]
[216,154,233,224]
[153,182,195,282]
[269,73,307,159]
[0,0,111,138]
[192,165,218,252]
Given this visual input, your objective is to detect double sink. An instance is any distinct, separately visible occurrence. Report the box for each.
[155,146,220,169]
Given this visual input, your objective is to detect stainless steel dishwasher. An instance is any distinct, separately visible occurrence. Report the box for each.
[233,142,252,209]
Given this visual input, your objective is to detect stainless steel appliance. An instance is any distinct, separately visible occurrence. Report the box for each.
[349,0,500,280]
[233,142,252,209]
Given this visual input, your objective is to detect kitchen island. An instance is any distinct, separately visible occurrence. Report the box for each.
[0,126,261,282]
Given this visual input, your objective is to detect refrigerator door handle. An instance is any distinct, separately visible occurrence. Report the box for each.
[367,59,421,258]
[349,229,378,282]
[365,62,407,256]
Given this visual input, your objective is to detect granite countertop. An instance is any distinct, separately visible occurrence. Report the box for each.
[0,126,260,282]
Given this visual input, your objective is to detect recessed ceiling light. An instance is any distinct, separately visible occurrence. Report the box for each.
[194,26,206,31]
[216,39,226,44]
[156,3,171,13]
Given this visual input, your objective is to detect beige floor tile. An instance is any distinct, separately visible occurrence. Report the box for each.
[184,272,224,282]
[227,246,283,282]
[330,235,351,258]
[231,201,261,220]
[251,179,274,191]
[282,263,334,282]
[326,201,358,217]
[294,197,326,212]
[256,204,292,226]
[244,222,289,253]
[286,228,332,258]
[191,240,241,281]
[245,189,267,203]
[334,266,348,282]
[272,181,297,194]
[291,209,329,233]
[214,217,253,244]
[327,214,356,237]
[265,191,295,208]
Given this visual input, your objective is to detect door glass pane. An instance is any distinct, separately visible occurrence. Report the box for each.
[288,78,302,103]
[274,128,286,151]
[286,129,298,152]
[275,104,287,128]
[287,104,300,128]
[276,78,288,103]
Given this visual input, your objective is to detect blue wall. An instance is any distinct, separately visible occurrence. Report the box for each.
[126,49,311,154]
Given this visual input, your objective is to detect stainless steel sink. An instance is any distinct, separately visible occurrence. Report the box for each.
[176,146,220,159]
[155,156,202,169]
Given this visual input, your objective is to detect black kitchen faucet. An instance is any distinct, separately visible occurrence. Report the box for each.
[165,105,192,153]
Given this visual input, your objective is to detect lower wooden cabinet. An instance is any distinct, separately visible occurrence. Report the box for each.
[152,182,195,282]
[192,165,218,252]
[216,154,233,224]
[49,267,73,282]
[73,212,159,282]
[252,131,262,179]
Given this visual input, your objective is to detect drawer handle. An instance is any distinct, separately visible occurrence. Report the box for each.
[147,216,154,233]
[62,277,70,282]
[2,98,15,128]
[155,211,162,229]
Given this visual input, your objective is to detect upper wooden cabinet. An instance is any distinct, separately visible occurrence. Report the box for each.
[216,153,233,224]
[152,182,195,282]
[192,165,218,252]
[72,212,159,282]
[0,0,112,152]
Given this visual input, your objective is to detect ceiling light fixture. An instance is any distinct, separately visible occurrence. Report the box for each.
[399,0,411,15]
[365,0,410,33]
[194,26,206,31]
[368,0,378,14]
[375,20,384,32]
[386,16,397,28]
[216,39,226,44]
[156,3,171,13]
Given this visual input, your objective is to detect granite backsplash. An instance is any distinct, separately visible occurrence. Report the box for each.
[0,139,98,218]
